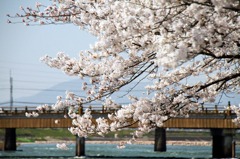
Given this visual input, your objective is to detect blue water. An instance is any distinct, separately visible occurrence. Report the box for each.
[0,143,239,158]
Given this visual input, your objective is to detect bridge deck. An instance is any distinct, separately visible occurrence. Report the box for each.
[0,106,239,129]
[0,114,238,129]
[0,117,238,129]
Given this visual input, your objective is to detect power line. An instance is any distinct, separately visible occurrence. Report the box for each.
[13,88,81,92]
[11,87,146,93]
[0,76,70,82]
[0,60,43,66]
[0,68,62,74]
[0,102,10,105]
[0,78,10,81]
[0,82,9,85]
[14,80,59,83]
[0,66,63,74]
[8,72,68,78]
[0,88,9,90]
[13,79,80,85]
[1,101,132,106]
[14,101,55,105]
[0,66,73,77]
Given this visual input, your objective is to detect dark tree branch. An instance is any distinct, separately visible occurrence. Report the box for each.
[197,72,240,92]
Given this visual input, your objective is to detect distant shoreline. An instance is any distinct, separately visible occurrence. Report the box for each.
[18,138,240,146]
[27,140,215,146]
[87,140,213,146]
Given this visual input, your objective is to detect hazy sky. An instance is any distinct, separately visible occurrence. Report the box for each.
[0,1,238,108]
[0,1,96,105]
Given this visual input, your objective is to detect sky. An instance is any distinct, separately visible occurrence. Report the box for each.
[0,1,96,106]
[0,1,238,108]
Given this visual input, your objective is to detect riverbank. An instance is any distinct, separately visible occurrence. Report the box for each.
[87,140,212,146]
[31,137,240,146]
[33,139,213,146]
[1,128,239,147]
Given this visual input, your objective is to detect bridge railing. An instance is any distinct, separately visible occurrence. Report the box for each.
[194,102,234,115]
[0,102,235,116]
[0,105,119,115]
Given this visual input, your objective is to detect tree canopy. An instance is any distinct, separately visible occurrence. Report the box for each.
[10,0,240,145]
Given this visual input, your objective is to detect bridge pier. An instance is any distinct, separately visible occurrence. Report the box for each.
[76,136,85,157]
[154,127,166,152]
[4,128,16,151]
[211,128,236,158]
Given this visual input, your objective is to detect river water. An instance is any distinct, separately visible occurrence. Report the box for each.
[0,143,239,159]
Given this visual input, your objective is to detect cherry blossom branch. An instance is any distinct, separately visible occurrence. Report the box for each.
[197,72,240,92]
[10,0,240,142]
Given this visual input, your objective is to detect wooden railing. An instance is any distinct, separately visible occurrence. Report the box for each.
[0,105,121,115]
[0,104,235,115]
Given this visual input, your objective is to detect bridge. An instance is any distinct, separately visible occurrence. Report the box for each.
[0,104,239,158]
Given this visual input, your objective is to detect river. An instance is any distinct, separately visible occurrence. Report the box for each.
[0,143,239,158]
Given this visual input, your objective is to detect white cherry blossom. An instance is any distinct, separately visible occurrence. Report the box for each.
[11,0,240,143]
[56,143,69,150]
[25,111,39,117]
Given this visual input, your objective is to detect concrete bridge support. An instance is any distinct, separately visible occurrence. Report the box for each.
[211,128,236,158]
[4,128,16,151]
[154,127,166,152]
[76,136,85,157]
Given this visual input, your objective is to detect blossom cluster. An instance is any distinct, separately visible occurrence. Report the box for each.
[14,0,240,144]
[56,143,69,150]
[25,111,39,117]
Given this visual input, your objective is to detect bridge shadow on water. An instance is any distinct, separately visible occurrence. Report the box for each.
[0,156,212,159]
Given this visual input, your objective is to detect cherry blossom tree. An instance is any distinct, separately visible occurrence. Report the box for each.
[9,0,240,143]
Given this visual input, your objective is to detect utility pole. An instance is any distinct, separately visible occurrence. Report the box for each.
[4,70,16,151]
[10,70,13,111]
